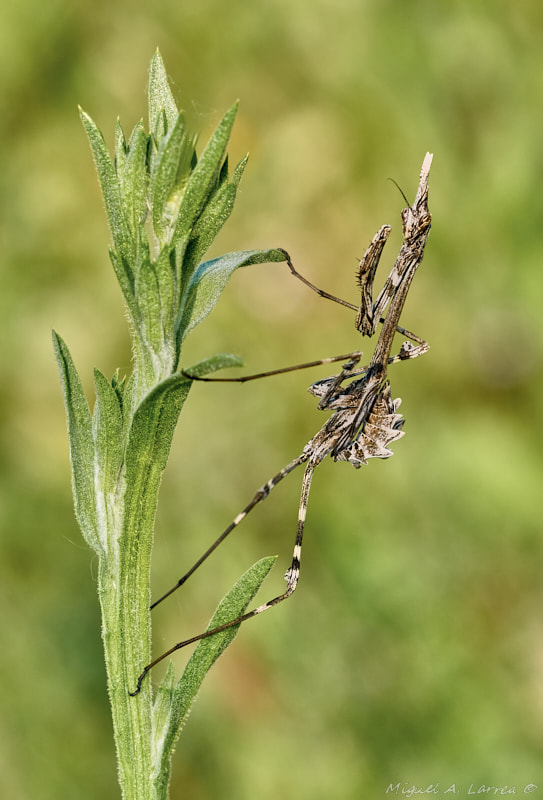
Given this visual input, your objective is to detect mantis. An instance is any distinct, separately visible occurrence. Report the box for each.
[130,152,433,696]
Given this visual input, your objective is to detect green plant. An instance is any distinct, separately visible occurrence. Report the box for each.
[53,50,284,800]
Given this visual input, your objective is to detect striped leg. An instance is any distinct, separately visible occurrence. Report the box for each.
[279,247,428,353]
[130,460,316,696]
[182,352,363,383]
[150,453,308,610]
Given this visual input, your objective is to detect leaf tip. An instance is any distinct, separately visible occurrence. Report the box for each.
[51,329,64,352]
[78,106,91,123]
[226,100,239,121]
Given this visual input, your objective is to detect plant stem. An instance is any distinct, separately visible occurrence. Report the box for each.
[99,557,154,800]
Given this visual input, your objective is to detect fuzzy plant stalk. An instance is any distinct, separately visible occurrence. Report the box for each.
[54,51,284,800]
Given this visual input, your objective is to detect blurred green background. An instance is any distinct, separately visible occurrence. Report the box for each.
[2,0,543,797]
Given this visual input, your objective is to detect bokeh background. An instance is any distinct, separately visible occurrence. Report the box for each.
[2,1,543,798]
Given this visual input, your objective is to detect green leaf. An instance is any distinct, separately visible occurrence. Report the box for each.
[79,108,134,266]
[151,114,193,242]
[152,556,276,794]
[121,373,193,562]
[181,155,249,280]
[150,662,176,764]
[148,49,179,139]
[108,248,138,318]
[229,153,248,190]
[114,118,128,175]
[92,369,124,495]
[125,372,192,475]
[176,248,287,347]
[134,257,164,354]
[184,352,243,378]
[53,332,101,553]
[151,245,176,332]
[119,121,149,242]
[172,103,239,265]
[185,554,277,675]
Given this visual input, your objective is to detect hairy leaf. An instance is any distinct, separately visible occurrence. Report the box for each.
[53,332,100,553]
[183,352,243,378]
[92,369,124,495]
[148,50,179,139]
[152,556,276,793]
[119,121,149,243]
[79,108,134,267]
[151,114,192,241]
[181,155,249,280]
[176,248,287,346]
[172,103,238,269]
[121,373,193,561]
